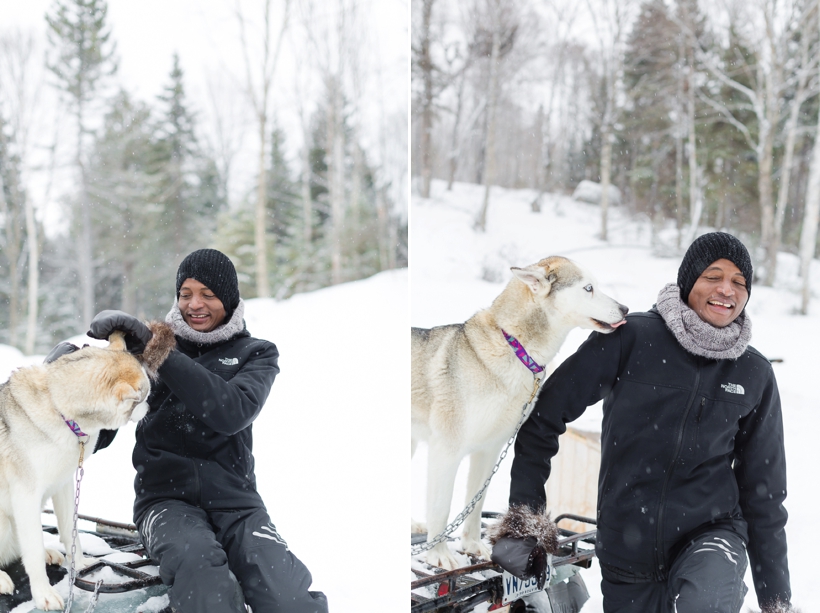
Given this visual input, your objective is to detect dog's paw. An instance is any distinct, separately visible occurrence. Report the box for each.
[31,582,65,611]
[425,544,460,571]
[73,554,95,570]
[0,570,14,595]
[411,519,427,534]
[461,536,492,561]
[44,547,65,566]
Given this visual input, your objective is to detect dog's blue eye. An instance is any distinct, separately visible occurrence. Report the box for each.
[584,285,593,292]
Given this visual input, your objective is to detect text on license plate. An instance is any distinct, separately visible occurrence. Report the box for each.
[501,556,552,605]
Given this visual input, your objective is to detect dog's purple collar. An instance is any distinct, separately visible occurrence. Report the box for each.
[502,329,545,374]
[62,415,89,439]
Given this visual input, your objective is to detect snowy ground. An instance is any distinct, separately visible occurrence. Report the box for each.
[410,180,819,612]
[1,269,408,612]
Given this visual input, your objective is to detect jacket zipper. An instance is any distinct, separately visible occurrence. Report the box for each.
[696,397,706,422]
[654,364,700,580]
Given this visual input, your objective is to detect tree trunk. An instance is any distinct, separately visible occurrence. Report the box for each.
[799,127,820,314]
[420,0,434,198]
[685,43,702,245]
[475,8,501,233]
[301,120,313,275]
[256,112,270,297]
[799,6,820,314]
[758,65,778,283]
[447,71,466,191]
[77,102,94,328]
[766,25,810,286]
[327,77,345,284]
[599,126,612,241]
[24,194,38,355]
[122,258,136,315]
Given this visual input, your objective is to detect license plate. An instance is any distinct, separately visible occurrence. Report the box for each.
[501,555,552,605]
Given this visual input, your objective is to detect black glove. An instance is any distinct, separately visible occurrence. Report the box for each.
[88,310,153,354]
[491,536,551,590]
[44,342,80,364]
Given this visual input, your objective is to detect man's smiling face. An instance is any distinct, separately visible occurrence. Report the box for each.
[686,259,749,328]
[178,278,227,332]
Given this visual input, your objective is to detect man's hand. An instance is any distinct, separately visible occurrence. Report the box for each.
[487,504,559,591]
[491,536,550,590]
[44,342,80,364]
[88,310,153,354]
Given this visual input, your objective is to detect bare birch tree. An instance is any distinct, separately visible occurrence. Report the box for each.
[695,0,809,282]
[530,0,580,212]
[416,0,436,198]
[767,0,819,285]
[236,0,291,298]
[0,29,47,354]
[473,0,502,233]
[800,1,820,314]
[299,0,353,285]
[586,0,634,241]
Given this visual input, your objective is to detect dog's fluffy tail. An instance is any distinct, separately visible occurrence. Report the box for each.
[138,322,177,380]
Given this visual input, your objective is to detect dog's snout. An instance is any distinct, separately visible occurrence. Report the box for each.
[619,303,629,317]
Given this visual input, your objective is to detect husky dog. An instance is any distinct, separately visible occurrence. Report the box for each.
[412,256,628,570]
[0,324,175,611]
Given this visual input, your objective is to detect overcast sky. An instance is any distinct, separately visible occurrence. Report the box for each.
[3,0,408,229]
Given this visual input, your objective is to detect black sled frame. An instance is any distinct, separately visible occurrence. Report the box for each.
[411,513,597,613]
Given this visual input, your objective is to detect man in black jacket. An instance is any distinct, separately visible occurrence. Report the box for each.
[491,233,792,613]
[87,249,328,613]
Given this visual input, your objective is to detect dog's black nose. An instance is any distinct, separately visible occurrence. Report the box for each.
[619,303,629,316]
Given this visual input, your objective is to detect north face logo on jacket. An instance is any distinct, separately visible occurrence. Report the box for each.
[720,382,745,395]
[219,357,239,366]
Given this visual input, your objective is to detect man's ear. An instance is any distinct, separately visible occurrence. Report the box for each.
[511,266,555,295]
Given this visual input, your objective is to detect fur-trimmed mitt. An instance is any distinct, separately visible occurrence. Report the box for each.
[761,600,799,613]
[136,321,176,379]
[487,505,559,590]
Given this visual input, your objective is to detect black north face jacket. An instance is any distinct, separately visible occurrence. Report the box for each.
[509,309,790,607]
[131,329,279,523]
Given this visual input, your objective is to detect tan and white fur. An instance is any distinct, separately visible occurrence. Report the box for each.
[411,256,628,570]
[0,324,173,611]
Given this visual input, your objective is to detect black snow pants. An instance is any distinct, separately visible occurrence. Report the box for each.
[600,528,748,613]
[138,500,329,613]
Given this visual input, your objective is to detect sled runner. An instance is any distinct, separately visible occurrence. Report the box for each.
[411,513,596,613]
[0,513,169,613]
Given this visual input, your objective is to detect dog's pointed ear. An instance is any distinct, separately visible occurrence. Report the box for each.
[511,266,556,295]
[108,331,127,352]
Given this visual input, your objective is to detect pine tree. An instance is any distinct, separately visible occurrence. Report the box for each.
[45,0,117,327]
[86,90,165,318]
[622,0,679,231]
[151,53,207,265]
[0,113,28,347]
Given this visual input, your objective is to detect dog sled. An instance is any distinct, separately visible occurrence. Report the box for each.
[411,512,597,613]
[0,512,169,613]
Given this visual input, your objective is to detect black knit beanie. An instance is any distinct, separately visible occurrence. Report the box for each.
[176,249,241,320]
[677,232,753,304]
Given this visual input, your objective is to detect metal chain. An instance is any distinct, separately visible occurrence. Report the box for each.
[82,580,103,613]
[62,442,101,613]
[411,373,544,556]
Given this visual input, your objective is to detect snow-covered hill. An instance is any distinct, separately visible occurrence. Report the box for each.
[1,269,408,612]
[410,181,818,612]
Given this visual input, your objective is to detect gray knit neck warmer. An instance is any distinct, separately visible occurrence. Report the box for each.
[656,283,751,360]
[166,298,246,345]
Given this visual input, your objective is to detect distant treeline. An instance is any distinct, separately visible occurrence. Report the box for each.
[413,0,820,294]
[0,0,408,353]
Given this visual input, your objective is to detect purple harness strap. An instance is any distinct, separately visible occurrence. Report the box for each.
[502,329,545,375]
